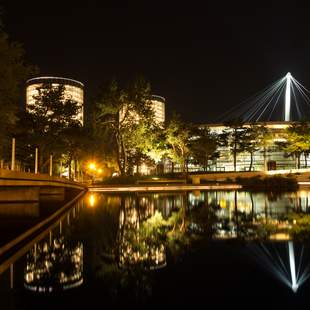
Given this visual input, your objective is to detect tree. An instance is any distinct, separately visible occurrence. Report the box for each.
[280,121,310,169]
[23,83,81,173]
[165,114,190,173]
[95,78,156,176]
[0,31,36,159]
[61,125,89,179]
[255,124,273,171]
[223,118,247,171]
[190,126,219,171]
[243,124,273,172]
[125,120,167,174]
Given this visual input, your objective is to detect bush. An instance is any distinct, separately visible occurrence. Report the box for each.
[236,175,298,191]
[101,175,139,185]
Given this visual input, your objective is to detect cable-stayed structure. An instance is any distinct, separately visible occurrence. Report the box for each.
[217,73,310,122]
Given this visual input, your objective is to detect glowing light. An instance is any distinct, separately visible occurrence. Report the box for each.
[97,168,103,174]
[269,233,290,240]
[88,162,96,171]
[88,194,96,207]
[285,72,291,121]
[140,163,148,174]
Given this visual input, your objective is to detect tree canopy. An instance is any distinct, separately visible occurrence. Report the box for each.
[95,78,157,175]
[0,30,37,159]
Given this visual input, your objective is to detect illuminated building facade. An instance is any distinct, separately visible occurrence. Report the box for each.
[119,94,165,125]
[26,76,84,125]
[150,95,165,124]
[206,121,296,172]
[164,121,303,173]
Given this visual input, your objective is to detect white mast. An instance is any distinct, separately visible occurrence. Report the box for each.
[285,72,292,121]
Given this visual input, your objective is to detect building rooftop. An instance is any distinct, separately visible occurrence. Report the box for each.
[26,76,84,88]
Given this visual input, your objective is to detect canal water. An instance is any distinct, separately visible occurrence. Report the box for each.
[2,190,310,308]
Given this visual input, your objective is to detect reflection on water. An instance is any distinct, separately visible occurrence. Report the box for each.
[118,196,166,269]
[4,189,310,302]
[24,237,83,292]
[84,190,310,294]
[187,190,310,240]
[0,202,39,217]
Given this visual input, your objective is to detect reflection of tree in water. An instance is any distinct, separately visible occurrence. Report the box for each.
[83,190,310,301]
[89,190,310,299]
[290,214,310,242]
[188,201,220,237]
[118,195,167,270]
[86,193,191,300]
[84,194,168,300]
[24,236,83,293]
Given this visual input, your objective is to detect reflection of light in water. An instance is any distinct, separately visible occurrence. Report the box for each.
[88,194,96,207]
[118,203,166,270]
[288,241,298,292]
[24,237,83,293]
[269,233,290,241]
[249,241,310,293]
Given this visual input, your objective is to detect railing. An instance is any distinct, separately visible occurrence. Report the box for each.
[2,137,83,182]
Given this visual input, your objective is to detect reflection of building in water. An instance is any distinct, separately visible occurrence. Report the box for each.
[187,190,310,240]
[118,195,166,269]
[24,237,83,292]
[138,192,187,218]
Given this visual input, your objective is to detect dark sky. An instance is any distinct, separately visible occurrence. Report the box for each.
[2,1,310,123]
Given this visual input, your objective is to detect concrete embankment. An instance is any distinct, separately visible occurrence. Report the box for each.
[89,184,242,192]
[0,168,87,190]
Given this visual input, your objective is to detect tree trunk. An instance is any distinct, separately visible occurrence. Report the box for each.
[116,133,125,176]
[297,154,301,169]
[136,162,140,175]
[205,153,209,172]
[74,158,77,180]
[233,151,237,172]
[120,138,127,175]
[249,152,253,171]
[233,137,237,171]
[68,157,72,180]
[250,192,254,221]
[263,147,267,171]
[204,163,207,172]
[305,153,308,168]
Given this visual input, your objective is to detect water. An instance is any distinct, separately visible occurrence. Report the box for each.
[2,189,310,308]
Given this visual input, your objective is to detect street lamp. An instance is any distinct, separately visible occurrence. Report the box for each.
[88,162,96,171]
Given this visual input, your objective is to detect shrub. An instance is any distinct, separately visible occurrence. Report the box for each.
[236,175,298,191]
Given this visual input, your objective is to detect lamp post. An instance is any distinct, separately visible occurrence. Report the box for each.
[35,147,38,174]
[49,154,53,176]
[11,138,15,171]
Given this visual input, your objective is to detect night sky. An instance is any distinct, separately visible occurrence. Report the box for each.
[2,1,310,123]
